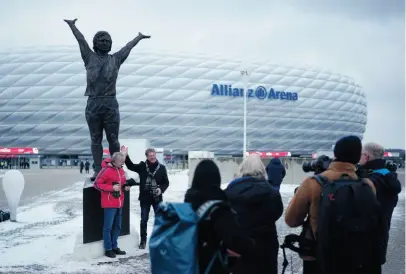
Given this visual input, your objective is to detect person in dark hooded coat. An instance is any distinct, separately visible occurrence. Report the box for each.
[226,154,283,274]
[359,142,402,267]
[266,157,286,191]
[184,159,257,274]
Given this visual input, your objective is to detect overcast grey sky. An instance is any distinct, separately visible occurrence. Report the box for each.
[0,0,404,148]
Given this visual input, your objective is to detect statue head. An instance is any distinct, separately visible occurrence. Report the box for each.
[93,31,112,54]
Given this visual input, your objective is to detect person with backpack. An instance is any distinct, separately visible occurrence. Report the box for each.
[159,159,256,274]
[265,157,286,191]
[225,154,283,274]
[284,135,382,274]
[359,142,402,268]
[121,146,169,249]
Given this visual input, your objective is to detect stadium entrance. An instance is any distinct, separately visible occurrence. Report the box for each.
[0,147,40,169]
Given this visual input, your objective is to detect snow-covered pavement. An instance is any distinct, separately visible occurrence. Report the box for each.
[0,170,404,274]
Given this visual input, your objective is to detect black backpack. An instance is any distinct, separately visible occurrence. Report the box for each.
[313,174,383,273]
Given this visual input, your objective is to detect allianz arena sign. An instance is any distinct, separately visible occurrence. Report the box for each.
[211,84,299,101]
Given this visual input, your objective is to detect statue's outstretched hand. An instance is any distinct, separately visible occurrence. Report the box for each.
[64,18,77,25]
[138,32,151,39]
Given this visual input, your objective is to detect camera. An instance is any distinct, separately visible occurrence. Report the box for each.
[385,161,397,172]
[302,155,332,174]
[112,182,121,198]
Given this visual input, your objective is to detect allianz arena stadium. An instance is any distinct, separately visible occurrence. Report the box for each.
[0,46,367,155]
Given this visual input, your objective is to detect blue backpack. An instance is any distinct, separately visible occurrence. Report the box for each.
[149,200,228,274]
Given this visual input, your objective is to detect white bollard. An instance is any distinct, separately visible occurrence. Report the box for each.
[2,170,25,222]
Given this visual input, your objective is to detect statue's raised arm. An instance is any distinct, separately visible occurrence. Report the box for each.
[64,18,92,65]
[113,32,151,65]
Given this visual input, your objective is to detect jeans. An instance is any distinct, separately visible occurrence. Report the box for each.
[103,208,122,251]
[140,198,160,242]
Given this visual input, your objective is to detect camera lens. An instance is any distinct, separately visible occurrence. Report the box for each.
[302,162,313,173]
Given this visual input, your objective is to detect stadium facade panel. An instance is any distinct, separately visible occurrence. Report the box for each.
[0,47,367,155]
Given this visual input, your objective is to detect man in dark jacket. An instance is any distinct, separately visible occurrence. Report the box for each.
[285,136,378,274]
[85,160,90,174]
[359,142,402,265]
[122,147,169,249]
[265,157,286,191]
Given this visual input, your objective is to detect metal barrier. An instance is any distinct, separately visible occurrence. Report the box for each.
[187,157,313,186]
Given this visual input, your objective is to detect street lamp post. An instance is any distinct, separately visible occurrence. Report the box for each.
[241,70,249,157]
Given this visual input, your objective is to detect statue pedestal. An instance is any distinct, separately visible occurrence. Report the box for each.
[73,179,136,261]
[82,179,130,244]
[73,225,139,261]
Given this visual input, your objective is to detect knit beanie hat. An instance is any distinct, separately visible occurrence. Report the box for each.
[333,135,362,164]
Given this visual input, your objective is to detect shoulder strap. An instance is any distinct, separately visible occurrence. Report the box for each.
[196,200,225,220]
[372,168,390,176]
[312,175,330,187]
[146,162,161,177]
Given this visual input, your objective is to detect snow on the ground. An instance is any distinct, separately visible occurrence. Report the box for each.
[0,169,303,273]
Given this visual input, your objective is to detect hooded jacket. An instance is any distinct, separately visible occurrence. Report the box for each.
[266,158,286,191]
[361,159,402,262]
[93,158,126,208]
[225,176,283,274]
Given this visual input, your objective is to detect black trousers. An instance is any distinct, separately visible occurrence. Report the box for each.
[303,260,321,274]
[85,96,120,173]
[303,260,382,274]
[140,197,160,242]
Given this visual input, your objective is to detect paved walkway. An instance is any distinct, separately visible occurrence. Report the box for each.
[0,169,86,209]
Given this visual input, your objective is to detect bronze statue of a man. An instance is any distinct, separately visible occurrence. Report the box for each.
[64,18,150,180]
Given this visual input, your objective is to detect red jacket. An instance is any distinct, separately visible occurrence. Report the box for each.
[93,158,126,208]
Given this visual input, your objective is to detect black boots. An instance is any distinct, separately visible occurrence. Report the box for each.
[113,248,126,255]
[105,250,116,258]
[105,248,126,258]
[139,239,146,249]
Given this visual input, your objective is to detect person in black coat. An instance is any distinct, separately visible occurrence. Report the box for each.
[226,154,284,274]
[121,146,169,249]
[184,159,257,274]
[265,157,286,191]
[359,142,402,266]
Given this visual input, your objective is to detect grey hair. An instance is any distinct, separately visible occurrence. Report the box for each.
[363,142,385,161]
[112,152,126,163]
[238,154,268,180]
[145,148,156,156]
